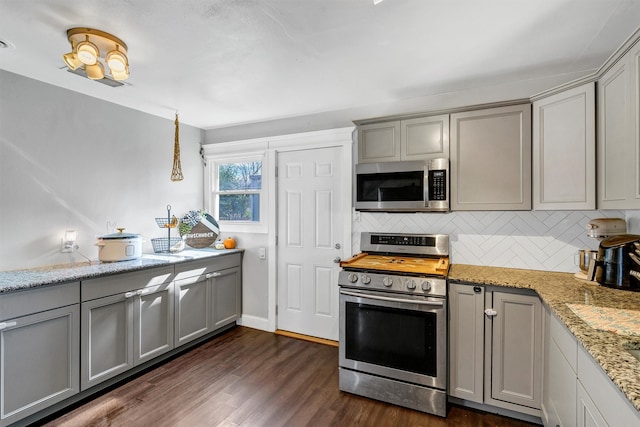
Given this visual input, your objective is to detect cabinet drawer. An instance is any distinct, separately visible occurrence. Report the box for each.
[0,282,79,321]
[549,311,578,372]
[82,266,174,301]
[174,253,242,281]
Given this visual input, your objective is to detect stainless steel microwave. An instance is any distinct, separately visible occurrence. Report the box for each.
[354,159,449,212]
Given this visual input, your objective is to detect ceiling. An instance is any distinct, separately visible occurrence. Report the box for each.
[1,0,640,130]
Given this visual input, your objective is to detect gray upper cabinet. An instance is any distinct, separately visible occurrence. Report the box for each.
[533,82,596,210]
[597,40,640,209]
[0,282,80,427]
[357,115,449,163]
[358,121,401,162]
[450,104,532,210]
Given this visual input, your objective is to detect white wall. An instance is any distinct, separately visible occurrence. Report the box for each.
[231,232,269,320]
[0,70,204,270]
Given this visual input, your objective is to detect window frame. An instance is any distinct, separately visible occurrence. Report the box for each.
[205,152,267,234]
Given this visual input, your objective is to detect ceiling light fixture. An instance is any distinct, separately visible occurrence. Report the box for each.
[62,28,129,81]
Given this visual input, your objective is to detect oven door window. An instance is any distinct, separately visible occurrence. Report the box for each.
[345,301,437,377]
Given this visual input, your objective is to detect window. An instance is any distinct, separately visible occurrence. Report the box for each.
[209,155,265,232]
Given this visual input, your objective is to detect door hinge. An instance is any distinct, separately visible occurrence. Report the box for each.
[275,305,278,315]
[275,166,278,178]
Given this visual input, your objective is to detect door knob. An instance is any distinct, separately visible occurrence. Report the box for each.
[333,257,341,263]
[335,243,341,249]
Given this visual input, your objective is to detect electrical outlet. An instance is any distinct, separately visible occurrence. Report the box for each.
[353,209,361,222]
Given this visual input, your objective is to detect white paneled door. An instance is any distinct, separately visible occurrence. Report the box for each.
[276,146,344,341]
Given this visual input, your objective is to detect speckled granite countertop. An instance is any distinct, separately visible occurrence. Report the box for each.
[449,264,640,413]
[0,248,244,293]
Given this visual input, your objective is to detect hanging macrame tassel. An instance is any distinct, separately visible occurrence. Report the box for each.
[171,112,184,181]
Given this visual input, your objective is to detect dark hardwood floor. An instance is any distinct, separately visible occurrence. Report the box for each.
[38,327,538,427]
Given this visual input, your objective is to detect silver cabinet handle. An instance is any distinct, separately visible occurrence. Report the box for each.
[484,308,498,317]
[206,272,222,279]
[124,291,136,298]
[0,321,17,330]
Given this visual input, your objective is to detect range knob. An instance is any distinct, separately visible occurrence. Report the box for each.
[421,280,432,292]
[361,274,371,285]
[382,277,393,287]
[348,273,359,283]
[406,279,416,290]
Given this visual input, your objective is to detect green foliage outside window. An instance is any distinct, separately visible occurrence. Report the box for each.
[218,161,262,221]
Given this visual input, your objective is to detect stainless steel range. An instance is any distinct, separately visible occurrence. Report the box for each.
[338,232,450,417]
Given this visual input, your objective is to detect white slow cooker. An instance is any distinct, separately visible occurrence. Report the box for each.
[96,228,143,262]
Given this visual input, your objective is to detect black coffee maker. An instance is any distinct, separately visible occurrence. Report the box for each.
[595,234,640,291]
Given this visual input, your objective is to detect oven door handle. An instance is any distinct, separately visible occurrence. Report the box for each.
[340,289,444,307]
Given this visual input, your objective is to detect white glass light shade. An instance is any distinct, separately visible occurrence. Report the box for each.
[76,39,99,65]
[110,66,129,81]
[62,52,82,70]
[85,61,105,80]
[106,49,127,72]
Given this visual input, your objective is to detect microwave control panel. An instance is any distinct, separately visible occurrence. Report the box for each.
[428,170,447,201]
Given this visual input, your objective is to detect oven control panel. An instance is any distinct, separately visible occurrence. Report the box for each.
[361,232,449,257]
[338,270,446,297]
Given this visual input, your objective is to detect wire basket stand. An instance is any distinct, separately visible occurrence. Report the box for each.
[151,204,183,253]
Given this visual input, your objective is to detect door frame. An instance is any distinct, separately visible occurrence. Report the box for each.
[267,127,354,333]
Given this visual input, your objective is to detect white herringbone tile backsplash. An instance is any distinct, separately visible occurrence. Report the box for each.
[352,210,640,273]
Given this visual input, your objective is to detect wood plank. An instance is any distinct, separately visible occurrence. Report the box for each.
[339,254,449,275]
[40,327,537,427]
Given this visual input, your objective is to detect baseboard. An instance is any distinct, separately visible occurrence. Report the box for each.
[275,329,339,347]
[237,314,271,331]
[448,396,542,425]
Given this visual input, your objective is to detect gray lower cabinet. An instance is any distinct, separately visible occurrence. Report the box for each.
[212,266,241,329]
[174,270,211,346]
[541,305,578,427]
[448,283,485,403]
[174,255,242,345]
[81,266,175,390]
[539,304,640,427]
[487,291,542,410]
[0,283,80,427]
[576,344,640,426]
[3,253,242,426]
[449,283,542,419]
[576,381,607,427]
